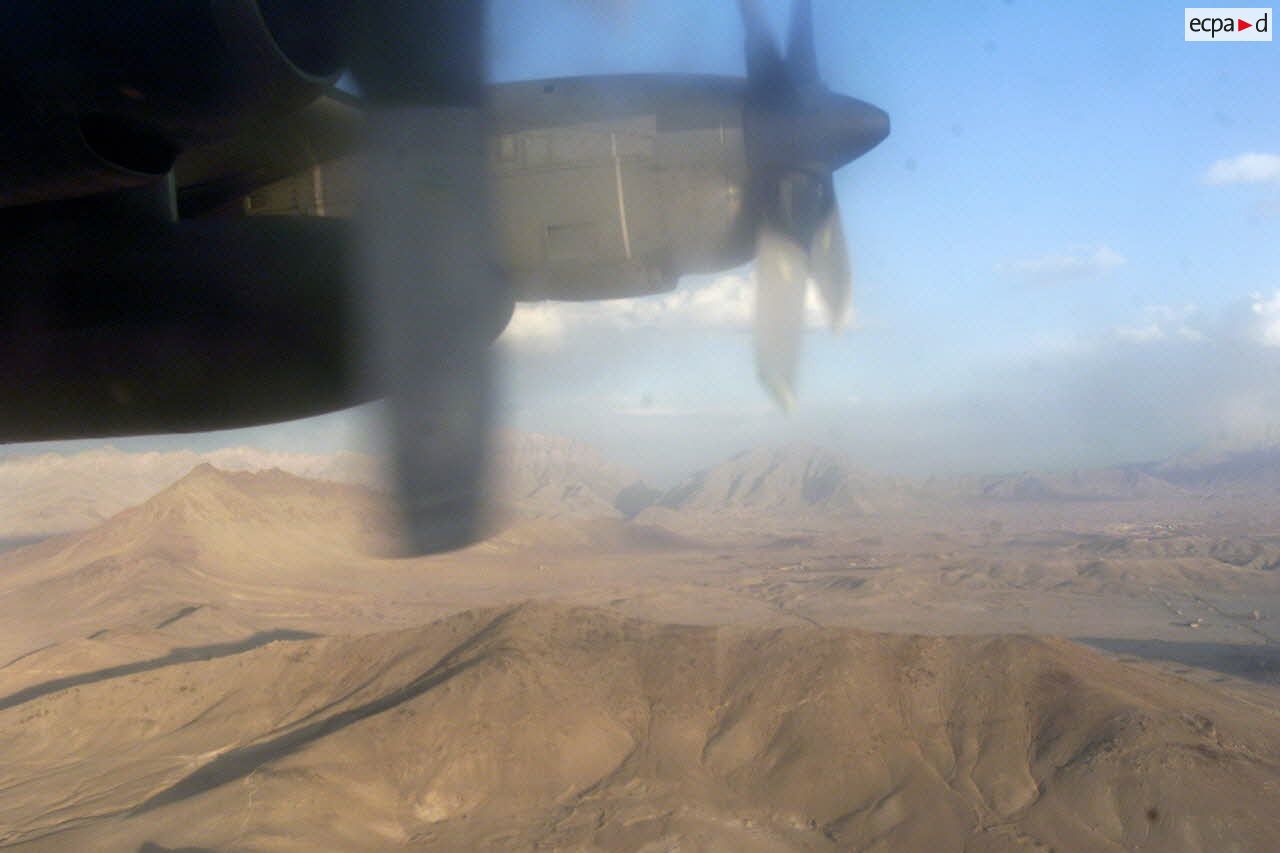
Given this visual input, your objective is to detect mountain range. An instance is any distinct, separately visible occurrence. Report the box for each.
[0,432,643,540]
[9,433,1280,542]
[654,444,910,516]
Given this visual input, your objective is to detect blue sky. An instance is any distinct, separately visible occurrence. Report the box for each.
[7,1,1280,481]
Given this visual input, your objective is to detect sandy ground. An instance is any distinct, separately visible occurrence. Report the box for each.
[1,467,1279,851]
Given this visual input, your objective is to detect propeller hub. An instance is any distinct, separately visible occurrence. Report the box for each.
[744,91,889,177]
[820,93,890,170]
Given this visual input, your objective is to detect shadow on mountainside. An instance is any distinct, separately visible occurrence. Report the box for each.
[0,535,53,555]
[0,629,317,712]
[131,608,516,815]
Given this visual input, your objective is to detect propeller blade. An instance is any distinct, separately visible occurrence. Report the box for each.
[736,0,886,407]
[807,191,851,331]
[754,225,810,411]
[737,0,788,100]
[359,109,494,555]
[786,0,818,85]
[346,4,497,555]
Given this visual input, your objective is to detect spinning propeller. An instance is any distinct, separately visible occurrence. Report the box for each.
[345,4,503,555]
[737,0,888,408]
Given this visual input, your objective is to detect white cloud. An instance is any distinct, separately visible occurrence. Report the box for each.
[499,272,835,349]
[1203,152,1280,186]
[1114,304,1205,344]
[996,245,1126,284]
[1113,323,1163,344]
[610,402,772,419]
[1250,291,1280,347]
[594,272,756,330]
[501,302,568,351]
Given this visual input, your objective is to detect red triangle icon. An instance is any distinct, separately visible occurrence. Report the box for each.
[1239,18,1253,30]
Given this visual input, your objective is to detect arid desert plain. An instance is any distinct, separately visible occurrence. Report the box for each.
[1,435,1279,851]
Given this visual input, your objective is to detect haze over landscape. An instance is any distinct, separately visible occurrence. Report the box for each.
[2,434,1280,850]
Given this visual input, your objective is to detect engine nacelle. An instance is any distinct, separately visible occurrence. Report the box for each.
[486,76,754,301]
[0,216,355,440]
[0,0,343,208]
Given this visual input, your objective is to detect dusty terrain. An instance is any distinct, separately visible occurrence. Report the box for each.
[1,440,1279,851]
